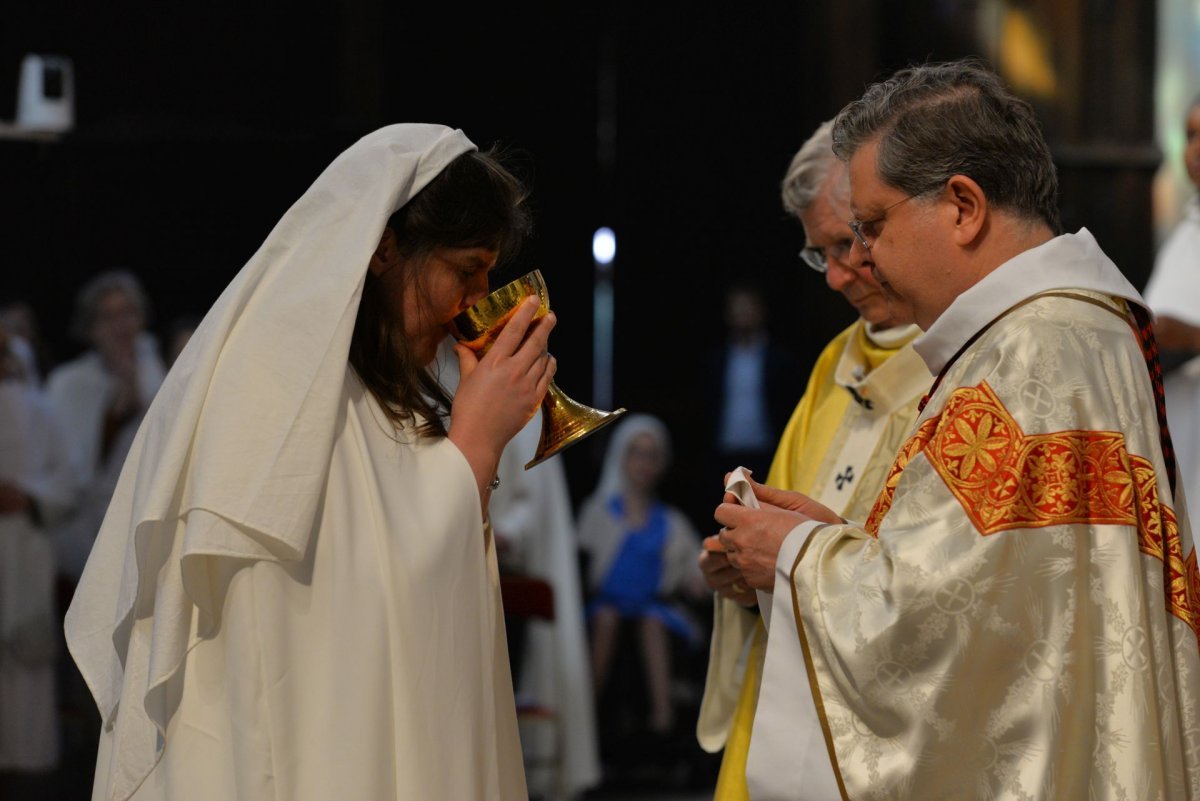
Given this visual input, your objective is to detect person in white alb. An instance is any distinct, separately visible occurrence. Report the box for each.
[0,326,75,774]
[66,124,556,801]
[1144,93,1200,545]
[714,60,1200,800]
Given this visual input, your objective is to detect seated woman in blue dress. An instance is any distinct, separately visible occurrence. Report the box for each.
[578,413,706,736]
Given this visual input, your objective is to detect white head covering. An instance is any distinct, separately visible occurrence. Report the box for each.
[65,124,476,795]
[591,412,672,503]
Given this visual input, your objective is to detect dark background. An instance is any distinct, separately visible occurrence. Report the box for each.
[1,0,1159,534]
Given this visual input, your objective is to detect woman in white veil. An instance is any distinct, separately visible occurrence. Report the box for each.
[66,124,554,801]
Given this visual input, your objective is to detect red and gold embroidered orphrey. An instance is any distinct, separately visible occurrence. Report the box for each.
[864,381,1200,641]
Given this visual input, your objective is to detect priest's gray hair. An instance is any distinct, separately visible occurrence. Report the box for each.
[831,58,1061,233]
[781,120,841,218]
[71,269,149,342]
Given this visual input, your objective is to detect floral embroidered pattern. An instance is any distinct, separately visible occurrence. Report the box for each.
[864,381,1199,640]
[863,414,939,535]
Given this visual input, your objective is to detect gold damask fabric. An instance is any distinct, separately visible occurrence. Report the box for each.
[791,293,1200,800]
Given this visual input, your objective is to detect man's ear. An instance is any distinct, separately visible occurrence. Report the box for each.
[943,174,987,246]
[369,226,400,277]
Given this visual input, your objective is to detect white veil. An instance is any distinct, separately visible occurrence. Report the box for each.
[590,412,673,504]
[65,124,475,800]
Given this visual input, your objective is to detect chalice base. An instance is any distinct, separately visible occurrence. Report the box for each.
[527,382,626,469]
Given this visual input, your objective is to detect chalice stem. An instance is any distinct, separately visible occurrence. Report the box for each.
[527,380,625,469]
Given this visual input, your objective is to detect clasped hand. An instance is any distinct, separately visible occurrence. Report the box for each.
[700,473,841,598]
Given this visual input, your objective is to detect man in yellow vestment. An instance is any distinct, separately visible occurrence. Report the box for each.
[716,60,1200,799]
[695,121,930,800]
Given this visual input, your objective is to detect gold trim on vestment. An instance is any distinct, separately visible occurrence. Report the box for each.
[864,379,1200,644]
[790,523,851,801]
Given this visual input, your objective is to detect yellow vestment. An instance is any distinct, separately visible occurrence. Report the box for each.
[698,319,928,800]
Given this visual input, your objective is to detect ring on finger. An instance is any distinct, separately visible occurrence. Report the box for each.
[731,580,747,594]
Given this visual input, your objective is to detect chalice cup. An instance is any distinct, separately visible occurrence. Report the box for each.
[451,269,626,469]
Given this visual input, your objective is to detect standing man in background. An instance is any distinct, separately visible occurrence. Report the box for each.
[706,283,804,483]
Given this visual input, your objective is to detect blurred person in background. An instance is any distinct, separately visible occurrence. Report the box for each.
[46,271,165,583]
[1144,93,1200,541]
[0,319,75,785]
[0,298,54,383]
[704,283,803,482]
[434,335,601,801]
[579,413,707,762]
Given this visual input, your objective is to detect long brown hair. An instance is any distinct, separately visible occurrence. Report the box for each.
[349,146,532,437]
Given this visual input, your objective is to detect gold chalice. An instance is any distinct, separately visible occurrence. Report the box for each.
[451,269,626,469]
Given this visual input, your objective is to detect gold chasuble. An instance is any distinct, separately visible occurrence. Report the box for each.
[756,230,1200,800]
[697,319,928,800]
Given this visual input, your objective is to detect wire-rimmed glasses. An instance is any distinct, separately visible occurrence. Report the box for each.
[798,239,853,274]
[847,194,915,250]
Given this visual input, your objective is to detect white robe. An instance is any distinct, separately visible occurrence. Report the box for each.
[91,368,524,800]
[1144,197,1200,544]
[751,229,1200,800]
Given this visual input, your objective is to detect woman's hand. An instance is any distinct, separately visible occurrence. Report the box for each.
[449,296,556,500]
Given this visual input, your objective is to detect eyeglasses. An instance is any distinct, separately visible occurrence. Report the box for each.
[798,239,854,274]
[847,194,915,251]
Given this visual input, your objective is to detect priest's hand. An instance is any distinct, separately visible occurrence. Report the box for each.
[736,474,842,525]
[699,536,758,606]
[714,487,837,592]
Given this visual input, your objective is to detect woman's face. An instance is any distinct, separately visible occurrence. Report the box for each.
[624,431,666,494]
[90,289,144,359]
[378,245,498,366]
[1185,105,1200,190]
